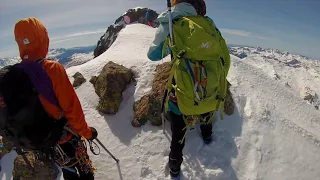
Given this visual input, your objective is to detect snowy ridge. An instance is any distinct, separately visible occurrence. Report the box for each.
[65,24,320,180]
[229,46,316,61]
[228,56,320,180]
[0,57,20,67]
[1,24,320,180]
[230,46,320,110]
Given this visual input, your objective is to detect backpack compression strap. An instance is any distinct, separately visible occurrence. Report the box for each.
[185,59,208,102]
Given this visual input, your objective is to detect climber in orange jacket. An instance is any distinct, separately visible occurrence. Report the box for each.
[14,17,97,180]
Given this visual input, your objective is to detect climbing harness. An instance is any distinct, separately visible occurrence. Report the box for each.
[63,126,119,163]
[179,112,216,144]
[54,137,98,174]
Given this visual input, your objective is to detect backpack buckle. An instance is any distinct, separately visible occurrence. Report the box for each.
[177,50,186,59]
[0,97,6,108]
[216,95,225,101]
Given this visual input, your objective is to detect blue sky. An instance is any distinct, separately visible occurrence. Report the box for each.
[0,0,319,59]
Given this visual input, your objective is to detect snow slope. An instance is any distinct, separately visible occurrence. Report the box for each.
[230,47,320,109]
[2,24,320,180]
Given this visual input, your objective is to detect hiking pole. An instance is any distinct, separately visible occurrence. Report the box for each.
[161,0,175,134]
[63,126,119,163]
[167,0,174,45]
[161,90,168,134]
[95,138,119,163]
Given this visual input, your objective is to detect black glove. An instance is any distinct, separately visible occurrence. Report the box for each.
[89,127,98,140]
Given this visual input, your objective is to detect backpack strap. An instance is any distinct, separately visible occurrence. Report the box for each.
[17,59,64,119]
[216,57,228,120]
[178,111,216,144]
[36,59,64,119]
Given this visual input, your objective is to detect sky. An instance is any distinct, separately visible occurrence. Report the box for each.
[0,0,319,59]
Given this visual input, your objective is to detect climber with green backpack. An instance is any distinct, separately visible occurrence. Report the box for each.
[147,0,231,178]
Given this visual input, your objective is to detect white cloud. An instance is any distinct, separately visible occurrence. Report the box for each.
[50,38,78,44]
[50,29,106,43]
[220,28,268,40]
[0,0,163,30]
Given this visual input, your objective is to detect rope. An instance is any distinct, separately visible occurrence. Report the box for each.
[178,112,216,144]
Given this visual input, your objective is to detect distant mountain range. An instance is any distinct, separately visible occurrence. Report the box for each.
[1,44,318,70]
[228,46,314,61]
[0,45,95,68]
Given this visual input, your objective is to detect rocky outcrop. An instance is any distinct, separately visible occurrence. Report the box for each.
[285,59,301,68]
[132,96,162,127]
[301,86,319,110]
[94,7,159,58]
[132,62,235,127]
[302,87,317,103]
[224,81,235,116]
[12,152,57,180]
[0,133,57,180]
[132,62,172,127]
[0,134,14,155]
[91,61,134,114]
[72,72,86,88]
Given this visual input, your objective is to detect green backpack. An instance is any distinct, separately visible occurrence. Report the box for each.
[162,15,231,119]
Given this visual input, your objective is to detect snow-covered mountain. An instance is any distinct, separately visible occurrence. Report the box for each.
[0,45,95,68]
[1,24,320,180]
[93,7,159,58]
[229,46,320,110]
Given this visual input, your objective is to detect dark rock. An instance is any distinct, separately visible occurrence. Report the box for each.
[150,62,172,98]
[302,87,317,104]
[92,61,133,114]
[94,7,159,58]
[72,72,86,88]
[1,133,57,180]
[285,82,291,88]
[90,76,98,85]
[285,59,301,68]
[133,62,172,127]
[0,132,14,154]
[12,152,57,180]
[274,73,280,80]
[132,62,236,126]
[238,53,248,59]
[132,96,150,127]
[301,87,320,110]
[257,47,264,52]
[224,81,235,116]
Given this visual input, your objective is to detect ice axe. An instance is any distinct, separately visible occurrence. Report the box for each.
[94,138,119,163]
[161,0,175,134]
[63,126,119,163]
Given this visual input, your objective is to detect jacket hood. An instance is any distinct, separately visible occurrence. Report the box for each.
[14,17,49,61]
[157,2,197,23]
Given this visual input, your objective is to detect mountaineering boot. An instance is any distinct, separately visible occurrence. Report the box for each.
[170,169,180,180]
[203,135,213,145]
[200,122,213,145]
[169,157,182,179]
[62,168,81,180]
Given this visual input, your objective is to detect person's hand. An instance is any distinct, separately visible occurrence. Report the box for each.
[89,127,98,140]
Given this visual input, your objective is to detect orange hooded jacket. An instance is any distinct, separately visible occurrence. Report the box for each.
[14,17,92,143]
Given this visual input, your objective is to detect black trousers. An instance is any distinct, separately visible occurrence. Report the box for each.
[58,137,94,180]
[168,111,213,172]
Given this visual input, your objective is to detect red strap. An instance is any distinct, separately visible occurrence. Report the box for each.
[0,97,6,108]
[194,66,198,83]
[199,78,207,86]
